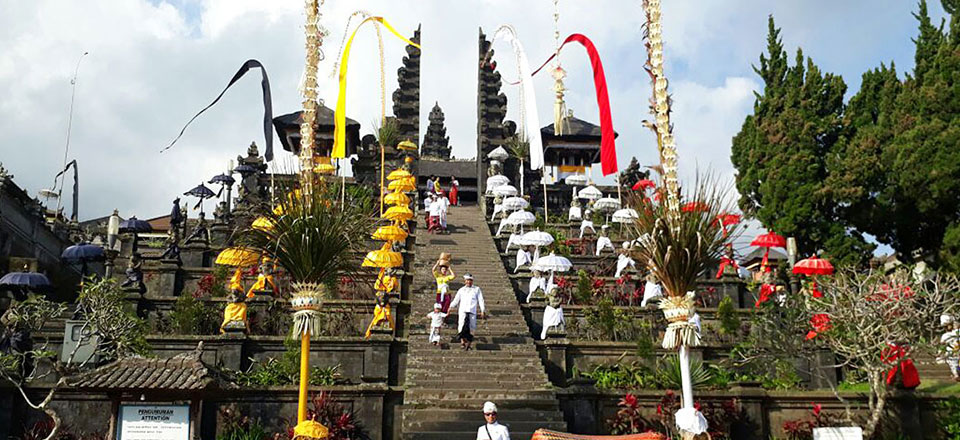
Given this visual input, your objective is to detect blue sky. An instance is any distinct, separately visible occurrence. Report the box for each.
[0,0,949,254]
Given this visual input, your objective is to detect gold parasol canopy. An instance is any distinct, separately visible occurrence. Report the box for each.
[382,205,413,222]
[383,191,410,206]
[372,225,409,242]
[362,243,403,268]
[397,139,418,151]
[293,419,329,440]
[252,216,274,231]
[386,169,412,181]
[215,247,260,267]
[313,163,336,175]
[387,178,416,192]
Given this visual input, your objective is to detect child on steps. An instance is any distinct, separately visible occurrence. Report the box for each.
[427,303,447,346]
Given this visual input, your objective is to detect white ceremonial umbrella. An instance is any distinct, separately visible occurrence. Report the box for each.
[612,208,639,224]
[564,174,587,186]
[493,185,518,197]
[532,253,573,273]
[488,146,510,161]
[487,174,510,187]
[520,230,554,260]
[502,196,529,211]
[577,185,603,200]
[594,197,621,212]
[504,210,536,226]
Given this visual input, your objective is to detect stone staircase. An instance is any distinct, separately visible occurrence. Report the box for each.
[400,206,567,440]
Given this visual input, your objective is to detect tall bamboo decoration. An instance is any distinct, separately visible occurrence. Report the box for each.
[292,1,329,439]
[642,0,707,438]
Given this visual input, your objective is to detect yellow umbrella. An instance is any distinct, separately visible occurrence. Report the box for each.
[382,205,413,222]
[372,225,409,241]
[252,216,274,231]
[383,191,410,206]
[362,243,403,268]
[215,247,260,267]
[314,163,336,175]
[388,178,416,192]
[387,169,412,181]
[397,139,418,151]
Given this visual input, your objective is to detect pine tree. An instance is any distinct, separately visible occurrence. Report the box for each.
[831,1,960,266]
[732,17,874,265]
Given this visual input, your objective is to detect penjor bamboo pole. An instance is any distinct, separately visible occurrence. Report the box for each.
[298,332,310,423]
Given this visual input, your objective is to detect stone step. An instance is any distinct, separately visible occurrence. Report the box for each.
[406,379,551,390]
[405,389,558,404]
[401,430,565,440]
[402,420,568,435]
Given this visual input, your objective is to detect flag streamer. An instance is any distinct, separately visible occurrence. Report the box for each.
[162,60,274,161]
[513,34,618,175]
[334,17,420,158]
[490,26,544,171]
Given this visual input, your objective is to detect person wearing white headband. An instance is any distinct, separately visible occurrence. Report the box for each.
[426,303,447,346]
[477,401,509,440]
[450,273,485,350]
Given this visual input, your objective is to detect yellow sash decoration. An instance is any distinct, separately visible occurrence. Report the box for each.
[334,17,421,158]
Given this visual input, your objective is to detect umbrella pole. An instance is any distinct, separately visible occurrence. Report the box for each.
[520,158,524,197]
[616,172,622,204]
[542,179,549,224]
[380,144,385,216]
[340,159,346,211]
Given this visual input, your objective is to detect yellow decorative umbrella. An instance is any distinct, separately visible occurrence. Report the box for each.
[372,225,408,242]
[293,420,329,440]
[382,205,413,222]
[362,243,403,268]
[252,216,274,231]
[388,178,416,192]
[383,191,410,206]
[215,247,260,267]
[387,169,412,181]
[313,163,336,175]
[397,139,418,151]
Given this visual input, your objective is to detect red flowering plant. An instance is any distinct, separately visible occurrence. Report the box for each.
[608,393,658,435]
[280,391,371,440]
[651,390,744,439]
[780,403,847,440]
[193,265,230,298]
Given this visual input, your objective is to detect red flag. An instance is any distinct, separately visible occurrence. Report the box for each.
[527,34,618,176]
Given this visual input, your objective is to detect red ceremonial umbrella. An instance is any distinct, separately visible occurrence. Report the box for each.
[751,231,786,272]
[632,179,656,191]
[793,255,833,298]
[715,213,742,237]
[793,255,834,276]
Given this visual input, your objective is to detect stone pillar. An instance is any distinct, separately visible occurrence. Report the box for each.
[729,382,767,438]
[181,242,210,268]
[543,337,569,386]
[363,338,390,383]
[153,259,181,297]
[209,223,229,249]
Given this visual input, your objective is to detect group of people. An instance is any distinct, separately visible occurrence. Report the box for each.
[424,175,459,234]
[427,257,486,350]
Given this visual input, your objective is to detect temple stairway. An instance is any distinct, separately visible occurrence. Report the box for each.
[399,206,567,440]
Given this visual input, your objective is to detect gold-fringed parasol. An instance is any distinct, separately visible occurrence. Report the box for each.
[387,177,416,192]
[372,225,409,241]
[397,139,417,151]
[252,216,274,231]
[362,243,403,268]
[215,247,260,267]
[386,169,412,181]
[382,205,413,222]
[383,191,410,206]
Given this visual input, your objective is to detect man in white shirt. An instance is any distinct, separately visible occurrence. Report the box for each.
[428,194,443,233]
[450,273,486,350]
[477,401,510,440]
[940,314,960,381]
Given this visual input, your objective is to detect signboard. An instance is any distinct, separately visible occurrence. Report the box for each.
[118,404,190,440]
[813,427,863,440]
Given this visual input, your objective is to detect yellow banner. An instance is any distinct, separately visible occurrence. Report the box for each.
[334,17,421,158]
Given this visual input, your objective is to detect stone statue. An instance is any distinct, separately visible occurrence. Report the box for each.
[159,228,181,262]
[120,253,146,294]
[246,259,278,297]
[488,159,502,177]
[364,290,394,339]
[184,212,209,244]
[220,288,248,334]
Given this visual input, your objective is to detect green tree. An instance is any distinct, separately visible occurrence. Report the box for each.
[732,17,874,266]
[830,1,960,266]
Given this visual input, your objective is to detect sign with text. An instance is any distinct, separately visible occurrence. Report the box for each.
[118,404,189,440]
[813,427,863,440]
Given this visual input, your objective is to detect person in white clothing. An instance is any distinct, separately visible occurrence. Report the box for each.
[940,314,960,381]
[437,192,450,231]
[428,194,444,233]
[426,303,447,346]
[595,225,614,256]
[477,401,510,440]
[450,273,486,350]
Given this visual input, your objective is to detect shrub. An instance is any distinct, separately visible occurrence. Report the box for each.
[161,295,221,335]
[716,296,739,336]
[233,339,344,387]
[656,355,712,391]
